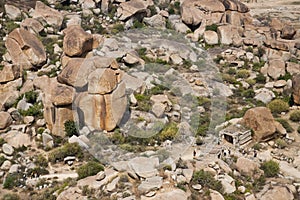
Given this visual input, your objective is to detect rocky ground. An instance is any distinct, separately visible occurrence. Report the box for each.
[0,0,300,200]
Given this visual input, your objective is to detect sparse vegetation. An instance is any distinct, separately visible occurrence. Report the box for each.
[2,193,20,200]
[267,99,289,114]
[260,160,279,177]
[275,138,288,149]
[289,110,300,122]
[276,118,294,133]
[192,169,223,192]
[77,161,104,180]
[48,143,83,163]
[64,120,79,137]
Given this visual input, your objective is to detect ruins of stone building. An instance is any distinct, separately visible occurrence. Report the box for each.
[219,124,252,146]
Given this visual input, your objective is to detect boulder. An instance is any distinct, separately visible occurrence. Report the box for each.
[204,31,219,45]
[2,143,14,156]
[129,157,159,178]
[260,186,294,200]
[1,130,32,148]
[138,176,163,193]
[5,28,47,69]
[143,14,166,28]
[0,64,20,83]
[0,79,21,110]
[219,0,249,13]
[21,18,44,35]
[88,68,118,94]
[31,1,63,30]
[217,25,240,45]
[292,74,300,105]
[4,4,21,20]
[141,189,188,200]
[117,0,153,21]
[42,132,54,148]
[267,59,285,80]
[57,187,87,200]
[51,82,75,106]
[236,157,261,177]
[281,25,296,40]
[286,62,300,75]
[63,25,93,57]
[254,88,275,104]
[181,0,225,26]
[0,112,13,129]
[241,107,277,141]
[210,189,225,200]
[50,106,74,137]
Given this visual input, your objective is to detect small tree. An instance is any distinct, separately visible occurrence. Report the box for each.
[267,99,289,114]
[77,161,104,180]
[64,120,79,137]
[290,110,300,122]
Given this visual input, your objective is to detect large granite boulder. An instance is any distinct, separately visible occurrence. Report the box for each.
[129,157,159,178]
[4,4,21,20]
[241,107,281,141]
[0,64,20,83]
[31,1,63,30]
[259,186,294,200]
[63,25,93,57]
[292,74,300,105]
[117,0,154,21]
[181,0,225,26]
[236,157,262,177]
[5,28,47,69]
[0,112,13,129]
[21,18,44,35]
[267,58,286,80]
[219,0,249,13]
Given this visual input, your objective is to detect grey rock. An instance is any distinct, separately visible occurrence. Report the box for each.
[138,176,163,193]
[2,143,14,156]
[129,157,159,178]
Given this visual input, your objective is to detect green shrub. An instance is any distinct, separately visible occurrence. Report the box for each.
[48,143,83,163]
[205,24,218,32]
[278,72,292,81]
[260,160,279,177]
[242,89,255,98]
[157,122,178,142]
[0,138,5,146]
[256,47,266,57]
[64,120,79,137]
[0,156,5,166]
[134,93,152,112]
[275,118,294,133]
[227,68,236,75]
[252,61,265,72]
[2,193,20,200]
[27,167,49,176]
[3,173,24,189]
[255,73,266,84]
[19,102,43,117]
[111,23,125,34]
[289,110,300,122]
[275,138,288,149]
[77,161,104,179]
[133,20,144,29]
[267,99,289,114]
[110,130,125,145]
[192,170,223,192]
[24,91,38,104]
[34,155,48,167]
[245,46,253,53]
[236,69,250,79]
[252,143,262,151]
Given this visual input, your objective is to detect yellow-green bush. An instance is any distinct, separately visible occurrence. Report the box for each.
[267,99,289,114]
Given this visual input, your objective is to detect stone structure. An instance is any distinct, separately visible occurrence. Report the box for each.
[219,124,251,146]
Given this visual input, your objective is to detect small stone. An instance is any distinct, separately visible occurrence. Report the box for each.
[24,116,34,124]
[1,160,11,170]
[9,164,19,173]
[192,184,202,190]
[238,186,246,193]
[2,143,14,156]
[96,171,106,181]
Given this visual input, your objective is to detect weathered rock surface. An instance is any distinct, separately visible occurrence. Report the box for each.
[181,0,225,26]
[236,157,261,177]
[138,176,163,193]
[4,4,21,20]
[117,0,154,21]
[204,31,219,45]
[0,112,13,129]
[21,18,44,35]
[292,74,300,105]
[0,64,20,83]
[241,107,277,141]
[31,1,64,30]
[5,28,47,69]
[259,186,294,200]
[51,82,75,106]
[129,157,159,178]
[141,189,188,200]
[63,25,93,57]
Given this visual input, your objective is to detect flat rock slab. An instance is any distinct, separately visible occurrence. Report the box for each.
[129,157,159,178]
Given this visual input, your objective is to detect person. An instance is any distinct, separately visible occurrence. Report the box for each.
[193,149,196,157]
[254,150,257,158]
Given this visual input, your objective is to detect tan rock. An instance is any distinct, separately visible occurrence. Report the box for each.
[51,106,74,137]
[270,18,283,31]
[210,189,225,200]
[236,157,261,177]
[286,62,300,75]
[267,59,285,80]
[51,82,75,106]
[220,0,249,12]
[292,74,300,104]
[0,112,13,129]
[181,0,225,26]
[4,4,21,20]
[117,0,153,21]
[1,130,32,148]
[204,30,219,45]
[6,28,47,69]
[103,82,127,131]
[63,25,93,57]
[224,11,241,26]
[0,64,20,83]
[281,25,296,40]
[21,18,44,35]
[241,107,277,141]
[0,79,21,110]
[260,186,294,200]
[88,68,118,94]
[31,1,63,30]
